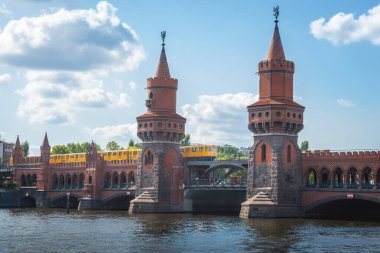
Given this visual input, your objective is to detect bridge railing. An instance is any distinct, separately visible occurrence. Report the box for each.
[189,178,247,187]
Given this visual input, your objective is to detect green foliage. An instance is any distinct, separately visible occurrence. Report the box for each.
[128,139,135,147]
[51,145,69,154]
[51,142,101,154]
[180,134,191,146]
[133,142,142,149]
[300,140,309,151]
[106,141,121,151]
[22,140,29,157]
[216,144,248,160]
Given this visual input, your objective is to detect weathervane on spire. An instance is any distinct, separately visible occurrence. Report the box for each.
[161,31,166,47]
[273,6,279,24]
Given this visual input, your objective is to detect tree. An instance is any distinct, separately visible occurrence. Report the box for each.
[22,140,29,157]
[216,144,248,160]
[106,141,121,151]
[134,142,142,149]
[128,139,135,147]
[52,145,69,154]
[300,141,309,151]
[180,134,191,146]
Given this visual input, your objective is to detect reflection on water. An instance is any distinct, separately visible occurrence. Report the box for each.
[1,209,379,253]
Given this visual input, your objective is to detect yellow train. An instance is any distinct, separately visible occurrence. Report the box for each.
[11,145,216,165]
[49,148,141,164]
[180,145,217,161]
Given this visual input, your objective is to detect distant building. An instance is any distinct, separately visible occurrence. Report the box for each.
[0,140,14,166]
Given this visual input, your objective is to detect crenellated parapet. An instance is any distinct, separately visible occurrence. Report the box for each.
[258,59,294,73]
[303,150,380,161]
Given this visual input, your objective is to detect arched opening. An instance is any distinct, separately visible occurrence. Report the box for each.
[65,174,72,189]
[306,169,317,187]
[72,174,78,189]
[305,198,380,220]
[26,174,31,186]
[50,195,80,209]
[104,172,111,189]
[31,174,37,186]
[103,195,134,210]
[88,175,92,184]
[52,174,58,189]
[144,151,153,165]
[347,167,359,188]
[261,144,266,162]
[362,167,374,189]
[20,196,36,208]
[128,172,135,188]
[79,173,84,189]
[112,172,119,188]
[21,175,26,187]
[120,172,127,188]
[377,169,380,189]
[58,174,64,189]
[333,167,344,188]
[149,92,153,99]
[287,144,291,163]
[320,168,329,188]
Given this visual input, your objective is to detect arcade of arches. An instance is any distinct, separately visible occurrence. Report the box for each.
[306,167,380,189]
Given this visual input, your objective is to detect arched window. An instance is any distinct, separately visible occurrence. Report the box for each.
[362,167,374,189]
[377,168,380,189]
[347,167,358,188]
[112,172,119,188]
[287,144,291,163]
[72,174,78,189]
[307,169,317,187]
[333,168,343,188]
[120,172,127,188]
[104,172,111,188]
[145,151,154,165]
[128,172,135,187]
[149,92,153,99]
[88,175,93,185]
[32,174,37,186]
[320,168,329,188]
[261,144,266,162]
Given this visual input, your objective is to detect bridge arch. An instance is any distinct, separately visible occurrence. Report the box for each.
[305,194,380,220]
[102,193,134,210]
[20,196,36,207]
[305,168,317,187]
[49,193,81,208]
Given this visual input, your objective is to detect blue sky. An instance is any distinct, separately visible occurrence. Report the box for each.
[0,0,380,154]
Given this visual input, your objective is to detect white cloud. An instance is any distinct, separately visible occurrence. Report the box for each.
[0,3,13,17]
[0,73,11,86]
[16,70,133,124]
[337,98,355,107]
[310,4,380,45]
[0,1,145,71]
[5,1,144,124]
[128,81,136,91]
[89,123,137,141]
[182,92,258,147]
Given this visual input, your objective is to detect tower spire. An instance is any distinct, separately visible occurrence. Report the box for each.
[267,6,285,61]
[15,135,20,148]
[155,31,171,78]
[41,132,50,149]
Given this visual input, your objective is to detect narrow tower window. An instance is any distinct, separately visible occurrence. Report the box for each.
[287,144,291,163]
[149,92,153,99]
[261,144,266,162]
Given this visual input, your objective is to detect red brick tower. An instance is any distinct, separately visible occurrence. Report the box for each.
[39,132,51,191]
[240,7,305,218]
[130,31,187,213]
[12,135,23,165]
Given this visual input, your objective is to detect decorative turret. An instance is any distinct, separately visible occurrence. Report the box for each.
[247,7,304,135]
[241,7,304,218]
[137,31,186,143]
[40,132,51,164]
[12,135,23,165]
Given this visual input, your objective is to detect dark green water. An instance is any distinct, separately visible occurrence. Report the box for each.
[0,209,379,253]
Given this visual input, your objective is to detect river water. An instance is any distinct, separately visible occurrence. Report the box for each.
[0,209,379,253]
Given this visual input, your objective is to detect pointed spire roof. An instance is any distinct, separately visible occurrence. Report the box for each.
[154,31,171,78]
[267,23,286,61]
[15,135,20,148]
[42,132,50,148]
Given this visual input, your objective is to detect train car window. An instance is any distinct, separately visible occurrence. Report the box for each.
[113,152,117,156]
[200,148,203,152]
[80,154,84,158]
[133,151,137,155]
[192,148,197,152]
